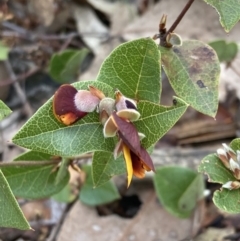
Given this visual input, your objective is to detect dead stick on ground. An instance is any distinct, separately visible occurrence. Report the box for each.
[4,60,33,117]
[0,66,40,87]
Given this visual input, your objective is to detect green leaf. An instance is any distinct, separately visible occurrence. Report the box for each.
[198,152,240,213]
[213,189,240,213]
[92,151,126,187]
[153,166,204,218]
[204,0,240,32]
[52,183,77,203]
[79,165,120,206]
[49,48,89,83]
[230,138,240,151]
[55,158,70,185]
[1,151,70,199]
[160,40,220,117]
[0,100,12,121]
[198,154,234,184]
[14,150,53,161]
[209,40,238,62]
[97,38,161,103]
[0,170,31,230]
[0,42,9,60]
[178,174,204,212]
[12,81,115,157]
[135,97,188,149]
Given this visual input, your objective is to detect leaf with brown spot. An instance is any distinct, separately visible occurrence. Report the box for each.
[160,40,220,118]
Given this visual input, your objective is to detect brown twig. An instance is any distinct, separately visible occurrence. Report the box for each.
[160,0,195,46]
[0,66,40,87]
[1,29,108,41]
[4,60,33,117]
[231,64,240,77]
[0,160,61,167]
[165,0,195,36]
[60,34,75,51]
[0,153,93,167]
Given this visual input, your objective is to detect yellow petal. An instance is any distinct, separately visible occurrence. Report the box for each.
[123,144,133,188]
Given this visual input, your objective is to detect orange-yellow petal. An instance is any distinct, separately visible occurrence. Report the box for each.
[131,151,145,178]
[123,144,133,188]
[57,113,79,126]
[142,162,151,171]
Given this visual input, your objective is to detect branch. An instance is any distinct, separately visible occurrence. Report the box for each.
[0,153,93,168]
[159,0,195,46]
[165,0,195,36]
[0,66,40,87]
[4,60,33,117]
[0,160,61,167]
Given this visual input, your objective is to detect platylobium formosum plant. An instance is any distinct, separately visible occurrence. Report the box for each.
[1,0,240,230]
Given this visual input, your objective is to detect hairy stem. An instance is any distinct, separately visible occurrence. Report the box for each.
[0,153,93,167]
[0,160,61,167]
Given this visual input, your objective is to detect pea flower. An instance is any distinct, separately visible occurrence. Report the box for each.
[217,143,240,190]
[53,84,104,125]
[103,91,155,187]
[222,181,240,190]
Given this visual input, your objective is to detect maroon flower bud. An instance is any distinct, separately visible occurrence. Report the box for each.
[53,84,102,125]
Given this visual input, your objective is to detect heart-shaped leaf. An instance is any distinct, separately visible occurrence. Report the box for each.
[0,170,31,230]
[79,165,120,206]
[135,97,188,149]
[12,81,115,157]
[1,151,69,199]
[97,38,161,103]
[178,174,204,213]
[204,0,240,32]
[160,40,220,117]
[209,40,238,63]
[92,151,126,187]
[153,166,203,218]
[0,100,12,121]
[49,48,89,83]
[52,183,77,203]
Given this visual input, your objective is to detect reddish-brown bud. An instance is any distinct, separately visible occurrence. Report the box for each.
[53,85,101,125]
[53,85,87,125]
